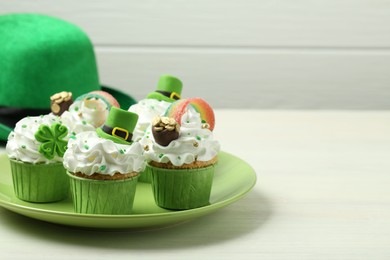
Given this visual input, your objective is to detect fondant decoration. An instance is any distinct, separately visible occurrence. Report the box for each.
[34,123,68,160]
[146,75,183,102]
[96,107,139,145]
[50,91,73,116]
[152,116,180,146]
[164,98,215,131]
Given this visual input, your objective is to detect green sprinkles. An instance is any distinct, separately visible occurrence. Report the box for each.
[119,149,126,154]
[74,106,79,112]
[159,153,164,158]
[82,120,87,125]
[100,165,106,171]
[196,135,201,140]
[84,144,89,150]
[21,145,26,149]
[22,124,27,128]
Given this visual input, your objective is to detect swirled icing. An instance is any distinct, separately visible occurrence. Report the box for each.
[60,97,109,135]
[63,131,145,176]
[6,114,64,164]
[144,109,220,166]
[128,99,171,141]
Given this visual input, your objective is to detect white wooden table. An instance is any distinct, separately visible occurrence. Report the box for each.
[0,110,389,260]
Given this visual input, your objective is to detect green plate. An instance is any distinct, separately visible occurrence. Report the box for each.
[0,151,256,229]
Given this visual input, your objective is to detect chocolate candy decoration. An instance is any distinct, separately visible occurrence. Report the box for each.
[152,116,180,146]
[50,91,73,116]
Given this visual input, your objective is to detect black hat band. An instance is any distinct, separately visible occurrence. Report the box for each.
[155,90,180,100]
[101,125,133,142]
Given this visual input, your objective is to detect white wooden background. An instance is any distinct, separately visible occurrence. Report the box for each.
[2,0,390,109]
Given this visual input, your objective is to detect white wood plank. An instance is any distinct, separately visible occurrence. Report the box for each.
[2,0,390,47]
[95,48,390,109]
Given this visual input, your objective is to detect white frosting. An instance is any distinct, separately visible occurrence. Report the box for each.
[6,114,64,164]
[129,99,171,141]
[144,109,220,166]
[60,97,109,136]
[63,131,146,176]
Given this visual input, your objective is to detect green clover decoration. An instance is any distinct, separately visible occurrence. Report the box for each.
[34,123,68,160]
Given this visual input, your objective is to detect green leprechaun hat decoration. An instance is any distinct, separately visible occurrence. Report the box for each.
[96,107,139,144]
[146,75,183,102]
[0,13,136,142]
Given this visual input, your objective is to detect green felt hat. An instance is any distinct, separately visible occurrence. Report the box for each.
[0,13,136,141]
[96,107,138,144]
[146,75,183,102]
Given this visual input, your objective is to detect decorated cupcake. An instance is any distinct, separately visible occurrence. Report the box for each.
[145,98,220,209]
[6,114,69,202]
[58,90,120,136]
[64,107,145,215]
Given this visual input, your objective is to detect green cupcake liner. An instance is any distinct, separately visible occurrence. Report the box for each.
[148,164,215,210]
[67,172,139,215]
[9,159,69,203]
[138,167,152,183]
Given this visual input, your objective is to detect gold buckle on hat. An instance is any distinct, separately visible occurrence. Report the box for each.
[170,92,181,100]
[112,127,129,140]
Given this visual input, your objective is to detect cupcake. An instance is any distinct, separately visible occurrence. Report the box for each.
[6,114,69,202]
[129,74,183,182]
[145,98,220,209]
[59,90,120,136]
[64,107,145,215]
